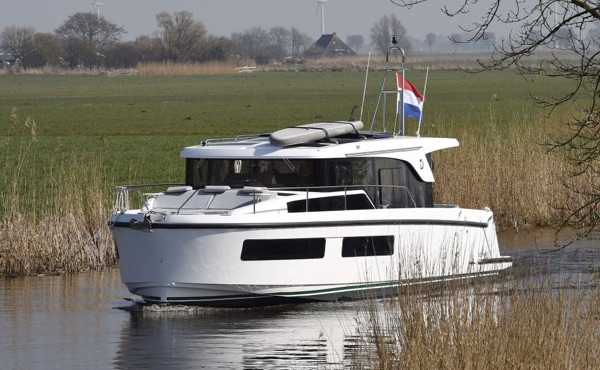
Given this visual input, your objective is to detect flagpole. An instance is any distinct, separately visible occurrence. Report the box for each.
[401,65,405,136]
[359,51,371,124]
[416,66,429,137]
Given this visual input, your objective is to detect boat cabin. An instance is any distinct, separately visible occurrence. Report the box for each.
[185,156,433,209]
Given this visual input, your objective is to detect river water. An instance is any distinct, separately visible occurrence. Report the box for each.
[1,229,598,369]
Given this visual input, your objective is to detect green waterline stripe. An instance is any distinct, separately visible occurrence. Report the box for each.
[148,271,500,303]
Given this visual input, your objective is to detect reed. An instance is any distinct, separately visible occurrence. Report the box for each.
[351,276,600,369]
[0,109,116,276]
[429,102,593,230]
[136,61,240,76]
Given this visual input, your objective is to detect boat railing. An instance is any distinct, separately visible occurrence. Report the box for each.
[269,184,417,210]
[111,183,417,217]
[200,133,270,146]
[112,183,184,214]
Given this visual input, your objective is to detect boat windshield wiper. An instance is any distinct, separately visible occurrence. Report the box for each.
[283,158,295,172]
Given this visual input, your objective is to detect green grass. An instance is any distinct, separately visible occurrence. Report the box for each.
[0,70,577,200]
[1,71,563,136]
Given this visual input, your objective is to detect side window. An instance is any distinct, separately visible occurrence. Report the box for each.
[342,236,394,257]
[379,167,409,208]
[375,158,432,208]
[241,238,326,260]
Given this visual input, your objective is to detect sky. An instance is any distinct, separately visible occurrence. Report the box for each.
[1,0,502,45]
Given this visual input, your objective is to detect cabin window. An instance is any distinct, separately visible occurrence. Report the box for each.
[241,238,326,260]
[287,193,374,212]
[342,236,394,257]
[186,159,318,189]
[374,158,432,208]
[328,160,373,187]
[185,156,433,208]
[326,159,376,203]
[379,167,410,208]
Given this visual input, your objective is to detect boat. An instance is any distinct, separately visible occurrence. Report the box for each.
[109,41,512,307]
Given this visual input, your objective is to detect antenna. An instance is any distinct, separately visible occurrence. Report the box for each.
[316,0,327,35]
[92,1,104,19]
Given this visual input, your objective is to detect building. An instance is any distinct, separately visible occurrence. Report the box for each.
[304,33,356,58]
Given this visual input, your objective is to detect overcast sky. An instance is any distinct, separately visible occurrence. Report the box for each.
[1,0,501,44]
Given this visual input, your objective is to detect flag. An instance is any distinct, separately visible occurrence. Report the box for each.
[397,73,425,120]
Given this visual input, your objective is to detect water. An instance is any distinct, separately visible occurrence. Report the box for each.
[1,228,599,369]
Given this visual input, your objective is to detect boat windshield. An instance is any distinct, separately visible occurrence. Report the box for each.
[185,157,432,209]
[186,159,317,188]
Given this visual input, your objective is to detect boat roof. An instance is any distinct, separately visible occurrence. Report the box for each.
[180,121,459,182]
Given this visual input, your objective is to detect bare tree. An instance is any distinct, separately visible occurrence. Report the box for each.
[391,0,600,233]
[346,34,365,53]
[268,27,291,55]
[55,12,124,68]
[370,14,411,54]
[449,33,463,53]
[155,11,207,62]
[290,27,312,57]
[0,26,36,67]
[134,35,163,62]
[424,32,436,52]
[230,27,270,60]
[201,35,233,62]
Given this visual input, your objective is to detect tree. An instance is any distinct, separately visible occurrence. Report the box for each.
[449,33,463,53]
[268,27,291,55]
[290,27,312,57]
[370,14,411,54]
[0,26,36,67]
[391,0,600,232]
[346,34,365,53]
[424,32,436,52]
[104,41,138,68]
[230,27,270,60]
[29,33,64,67]
[155,11,207,62]
[134,35,163,63]
[201,35,233,62]
[55,12,124,68]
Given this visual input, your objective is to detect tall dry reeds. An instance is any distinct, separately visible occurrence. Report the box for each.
[430,105,593,230]
[351,279,600,369]
[0,108,116,276]
[136,61,239,76]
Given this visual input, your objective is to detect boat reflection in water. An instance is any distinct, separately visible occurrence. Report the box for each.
[113,301,365,369]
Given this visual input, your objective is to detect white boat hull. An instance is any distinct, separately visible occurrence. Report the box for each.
[111,208,511,307]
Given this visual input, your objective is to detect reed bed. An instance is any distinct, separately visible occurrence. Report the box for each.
[429,105,593,230]
[350,279,600,369]
[0,109,116,276]
[136,61,240,76]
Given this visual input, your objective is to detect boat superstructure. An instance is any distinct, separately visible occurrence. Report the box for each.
[109,42,511,307]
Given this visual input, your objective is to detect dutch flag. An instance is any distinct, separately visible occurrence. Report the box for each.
[397,73,425,120]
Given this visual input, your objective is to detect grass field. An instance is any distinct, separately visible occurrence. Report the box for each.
[0,70,568,184]
[0,68,590,275]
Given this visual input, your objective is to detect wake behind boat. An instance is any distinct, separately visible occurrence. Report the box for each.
[109,40,511,307]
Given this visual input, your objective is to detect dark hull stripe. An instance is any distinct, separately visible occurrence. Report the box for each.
[111,218,488,230]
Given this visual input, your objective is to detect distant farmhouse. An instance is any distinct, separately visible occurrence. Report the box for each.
[304,33,356,58]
